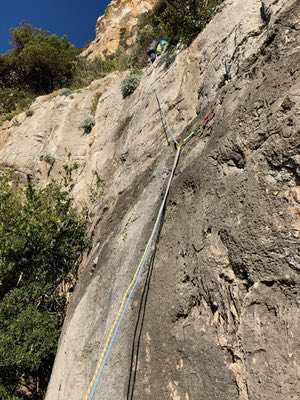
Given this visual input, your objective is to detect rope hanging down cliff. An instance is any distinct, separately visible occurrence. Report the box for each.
[83,93,214,400]
[84,147,181,400]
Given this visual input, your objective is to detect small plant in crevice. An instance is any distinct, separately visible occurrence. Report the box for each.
[61,159,80,189]
[25,108,34,117]
[121,72,143,98]
[40,154,56,177]
[41,154,55,166]
[81,116,95,135]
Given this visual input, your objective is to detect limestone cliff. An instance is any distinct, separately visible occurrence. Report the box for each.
[0,0,299,399]
[82,0,157,59]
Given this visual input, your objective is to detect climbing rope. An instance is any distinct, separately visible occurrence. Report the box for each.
[84,144,181,400]
[154,89,178,146]
[83,91,214,400]
[126,247,157,400]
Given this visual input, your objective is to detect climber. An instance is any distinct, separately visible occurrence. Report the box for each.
[156,38,168,56]
[260,0,271,24]
[147,40,158,63]
[147,38,169,64]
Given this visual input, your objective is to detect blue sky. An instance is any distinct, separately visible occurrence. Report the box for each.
[0,0,110,53]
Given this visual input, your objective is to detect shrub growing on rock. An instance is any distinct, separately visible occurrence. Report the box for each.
[155,0,223,44]
[71,48,131,89]
[0,172,89,399]
[132,0,224,66]
[0,88,34,124]
[121,73,142,98]
[81,116,95,134]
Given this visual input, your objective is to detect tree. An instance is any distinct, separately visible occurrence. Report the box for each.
[0,24,79,93]
[0,172,89,399]
[132,0,223,66]
[154,0,223,44]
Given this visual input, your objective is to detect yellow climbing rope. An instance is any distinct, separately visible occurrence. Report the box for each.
[84,144,182,400]
[83,92,212,400]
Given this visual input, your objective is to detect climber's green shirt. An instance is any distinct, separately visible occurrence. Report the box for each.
[156,39,168,55]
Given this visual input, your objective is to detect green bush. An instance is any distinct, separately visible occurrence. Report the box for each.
[0,172,89,399]
[155,0,223,44]
[1,24,79,94]
[121,72,142,98]
[71,49,131,89]
[0,24,79,124]
[131,17,161,67]
[81,116,95,134]
[41,154,55,165]
[0,88,34,124]
[132,0,224,66]
[0,2,224,122]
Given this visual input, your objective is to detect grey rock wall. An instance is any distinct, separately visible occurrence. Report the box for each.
[0,0,299,399]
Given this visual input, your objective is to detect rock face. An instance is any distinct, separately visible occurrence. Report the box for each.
[82,0,157,59]
[0,0,300,399]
